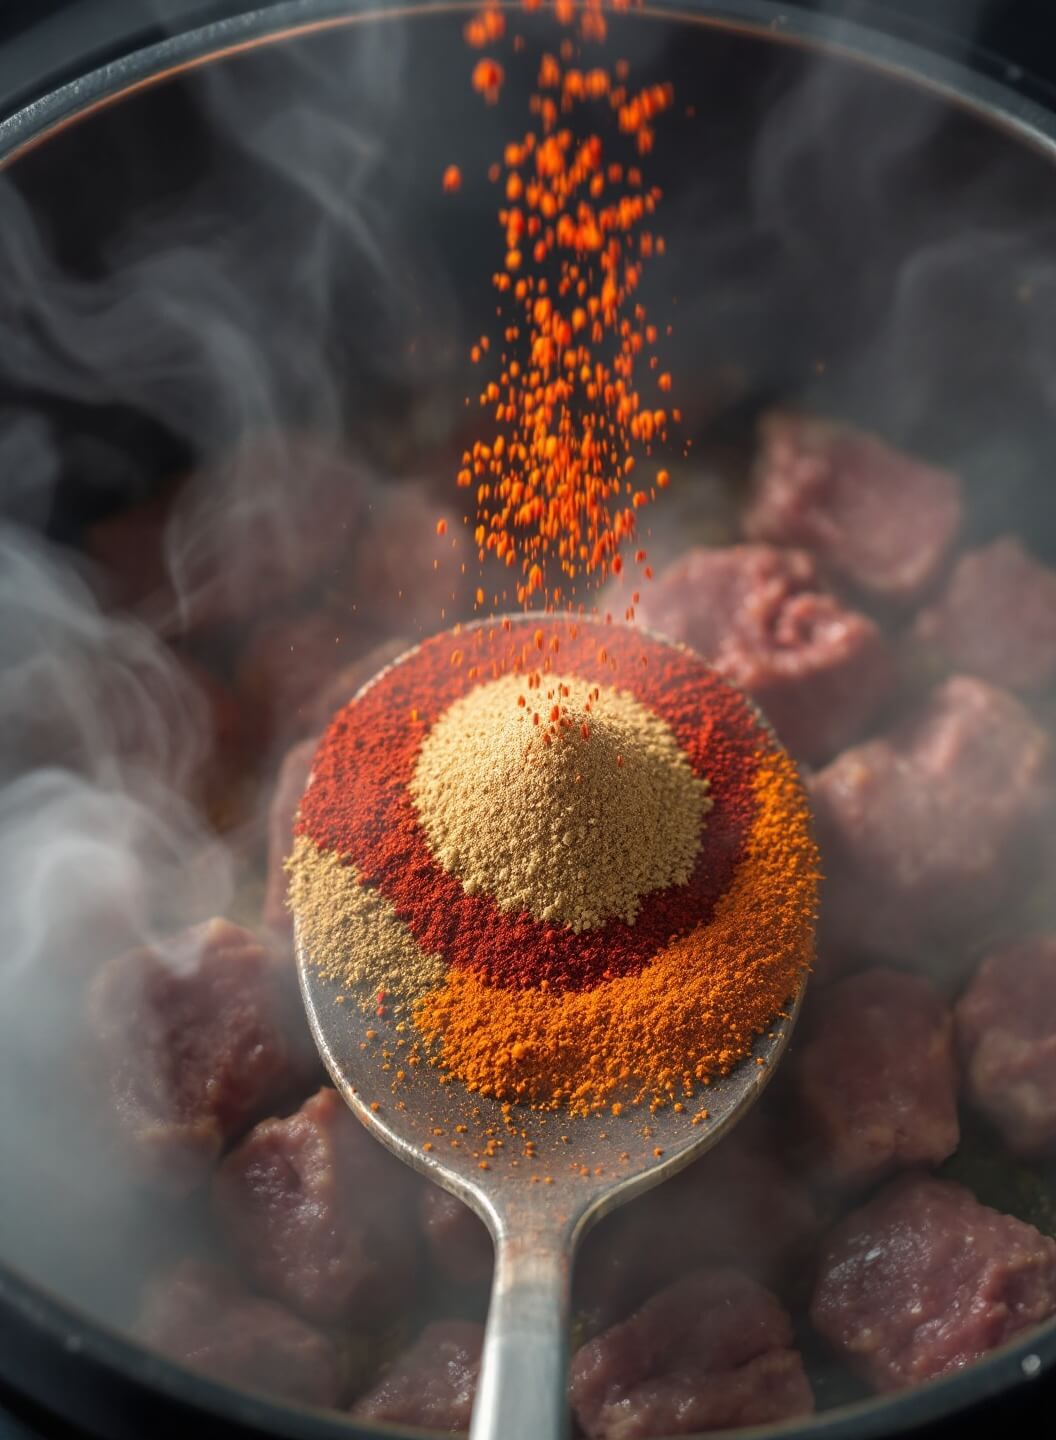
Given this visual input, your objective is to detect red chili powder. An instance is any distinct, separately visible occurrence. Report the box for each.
[297,619,759,993]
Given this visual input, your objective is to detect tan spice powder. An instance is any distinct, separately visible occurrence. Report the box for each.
[287,833,445,1006]
[409,673,710,932]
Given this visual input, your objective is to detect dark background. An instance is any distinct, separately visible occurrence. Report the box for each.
[1,1,1056,118]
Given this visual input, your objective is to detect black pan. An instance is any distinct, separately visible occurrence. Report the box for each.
[1,4,1055,1438]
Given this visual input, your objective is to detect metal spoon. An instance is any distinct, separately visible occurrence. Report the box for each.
[297,937,804,1440]
[294,618,809,1439]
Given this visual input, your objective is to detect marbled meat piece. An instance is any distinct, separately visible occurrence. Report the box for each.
[636,544,893,764]
[141,1260,341,1407]
[420,1186,493,1292]
[810,676,1051,963]
[575,1137,815,1329]
[263,736,318,934]
[810,1173,1056,1391]
[213,1087,419,1325]
[89,919,298,1190]
[570,1269,814,1438]
[746,412,961,606]
[790,967,959,1189]
[912,537,1056,694]
[956,937,1056,1156]
[350,1320,483,1433]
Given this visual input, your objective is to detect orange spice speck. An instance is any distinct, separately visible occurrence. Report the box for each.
[472,58,505,104]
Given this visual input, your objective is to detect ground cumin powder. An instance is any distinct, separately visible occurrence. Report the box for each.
[410,672,709,931]
[287,834,444,1005]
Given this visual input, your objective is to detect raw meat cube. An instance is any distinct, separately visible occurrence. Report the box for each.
[570,1268,814,1438]
[308,634,409,732]
[912,537,1056,693]
[789,966,959,1189]
[636,544,893,764]
[350,1320,483,1432]
[956,937,1056,1156]
[84,493,172,614]
[575,1137,815,1328]
[746,413,961,606]
[234,608,379,752]
[141,1259,341,1407]
[213,1087,419,1325]
[165,433,366,636]
[810,676,1051,963]
[810,1173,1056,1391]
[340,481,469,635]
[419,1186,493,1292]
[89,919,298,1190]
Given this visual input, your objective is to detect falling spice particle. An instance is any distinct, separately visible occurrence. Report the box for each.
[472,58,505,104]
[448,0,679,607]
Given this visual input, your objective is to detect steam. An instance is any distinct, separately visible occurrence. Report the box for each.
[0,521,233,1316]
[0,7,453,1325]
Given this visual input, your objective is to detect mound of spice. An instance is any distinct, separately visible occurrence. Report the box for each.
[411,672,709,930]
[290,618,818,1114]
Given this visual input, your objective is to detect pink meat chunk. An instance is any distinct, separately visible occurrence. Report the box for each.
[576,1136,815,1329]
[341,482,469,634]
[912,537,1056,694]
[164,434,366,636]
[84,493,172,614]
[636,544,893,764]
[810,676,1051,963]
[810,1173,1056,1392]
[308,635,410,732]
[420,1187,493,1292]
[234,609,381,751]
[790,967,959,1189]
[350,1320,483,1433]
[141,1260,341,1408]
[570,1269,814,1438]
[213,1087,419,1325]
[746,413,961,606]
[956,937,1056,1156]
[89,919,299,1190]
[263,737,319,934]
[177,654,244,760]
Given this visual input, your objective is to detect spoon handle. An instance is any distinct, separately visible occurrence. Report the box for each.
[470,1229,571,1440]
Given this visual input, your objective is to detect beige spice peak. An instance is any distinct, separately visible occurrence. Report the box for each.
[410,672,710,932]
